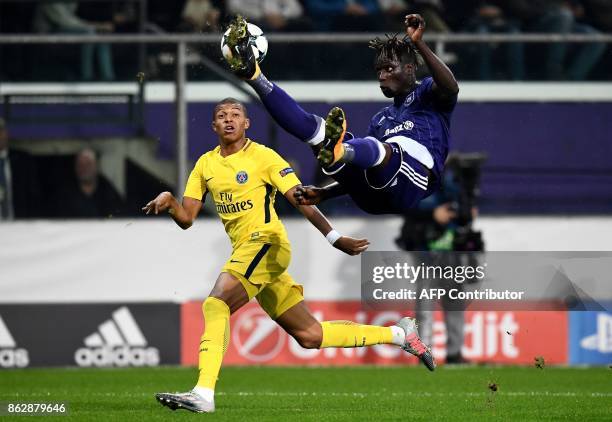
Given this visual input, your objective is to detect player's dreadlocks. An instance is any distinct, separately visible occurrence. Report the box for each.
[369,34,422,68]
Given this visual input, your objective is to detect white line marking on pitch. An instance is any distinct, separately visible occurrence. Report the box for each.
[2,391,611,398]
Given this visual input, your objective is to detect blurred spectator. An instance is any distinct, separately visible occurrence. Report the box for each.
[55,148,124,218]
[178,0,221,33]
[378,0,409,30]
[32,1,115,81]
[442,0,479,31]
[465,3,525,80]
[304,0,384,32]
[413,0,450,32]
[582,0,612,32]
[111,2,139,33]
[0,118,42,220]
[226,0,312,32]
[378,0,450,32]
[147,1,185,32]
[412,1,455,66]
[78,1,139,33]
[502,0,605,80]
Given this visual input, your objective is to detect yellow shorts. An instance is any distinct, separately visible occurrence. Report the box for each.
[221,241,304,320]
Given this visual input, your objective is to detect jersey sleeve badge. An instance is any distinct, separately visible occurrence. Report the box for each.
[279,167,294,177]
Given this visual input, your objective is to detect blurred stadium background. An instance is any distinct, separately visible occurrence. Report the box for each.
[1,0,611,394]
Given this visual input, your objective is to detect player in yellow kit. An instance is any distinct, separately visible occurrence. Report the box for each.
[143,98,434,414]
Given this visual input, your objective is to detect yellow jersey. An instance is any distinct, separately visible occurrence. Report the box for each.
[184,139,301,248]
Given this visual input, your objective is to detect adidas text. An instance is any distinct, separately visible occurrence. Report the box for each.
[74,306,160,367]
[75,345,159,367]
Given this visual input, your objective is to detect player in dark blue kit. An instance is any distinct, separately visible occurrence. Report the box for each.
[224,13,459,214]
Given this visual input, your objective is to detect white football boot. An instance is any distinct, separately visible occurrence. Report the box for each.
[395,317,436,371]
[155,391,215,413]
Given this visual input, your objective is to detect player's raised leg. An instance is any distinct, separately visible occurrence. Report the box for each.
[155,272,249,413]
[275,301,435,371]
[224,16,325,147]
[224,16,391,170]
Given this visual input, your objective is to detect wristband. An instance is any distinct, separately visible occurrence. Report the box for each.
[326,230,342,245]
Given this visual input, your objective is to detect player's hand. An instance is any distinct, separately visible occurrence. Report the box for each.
[433,203,456,225]
[333,236,370,256]
[142,191,175,215]
[294,185,325,205]
[405,14,426,42]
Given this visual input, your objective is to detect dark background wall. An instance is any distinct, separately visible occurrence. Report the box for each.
[3,100,612,214]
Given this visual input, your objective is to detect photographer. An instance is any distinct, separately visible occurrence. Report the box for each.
[396,153,485,364]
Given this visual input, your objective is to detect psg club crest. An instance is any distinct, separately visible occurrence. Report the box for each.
[236,171,249,184]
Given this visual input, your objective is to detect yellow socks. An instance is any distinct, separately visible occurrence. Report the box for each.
[320,320,404,348]
[196,297,230,390]
[193,299,405,395]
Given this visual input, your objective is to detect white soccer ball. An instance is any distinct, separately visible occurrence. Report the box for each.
[220,23,268,64]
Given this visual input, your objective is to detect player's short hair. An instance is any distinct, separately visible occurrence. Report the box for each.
[213,97,248,119]
[369,34,422,68]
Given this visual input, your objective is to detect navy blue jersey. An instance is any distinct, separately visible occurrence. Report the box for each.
[367,77,456,180]
[325,77,457,214]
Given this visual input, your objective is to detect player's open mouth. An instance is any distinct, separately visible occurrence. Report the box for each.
[224,126,235,133]
[379,85,393,95]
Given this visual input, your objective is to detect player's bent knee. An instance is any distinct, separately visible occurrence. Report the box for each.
[202,296,230,316]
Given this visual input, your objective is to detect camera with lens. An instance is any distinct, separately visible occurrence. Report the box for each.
[395,151,487,253]
[446,152,487,252]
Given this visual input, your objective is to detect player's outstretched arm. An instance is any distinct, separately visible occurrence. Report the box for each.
[293,182,347,206]
[405,13,459,102]
[142,191,203,230]
[285,185,369,256]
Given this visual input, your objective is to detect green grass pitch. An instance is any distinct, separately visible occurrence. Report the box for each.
[1,366,611,421]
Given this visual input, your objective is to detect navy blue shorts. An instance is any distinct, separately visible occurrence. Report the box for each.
[323,141,436,214]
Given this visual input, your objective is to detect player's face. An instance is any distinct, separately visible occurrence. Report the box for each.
[376,59,416,98]
[212,104,250,144]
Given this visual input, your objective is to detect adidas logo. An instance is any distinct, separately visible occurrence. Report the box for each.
[0,315,29,368]
[74,307,159,367]
[580,313,612,353]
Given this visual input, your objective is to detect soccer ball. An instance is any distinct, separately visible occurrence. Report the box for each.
[220,23,268,64]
